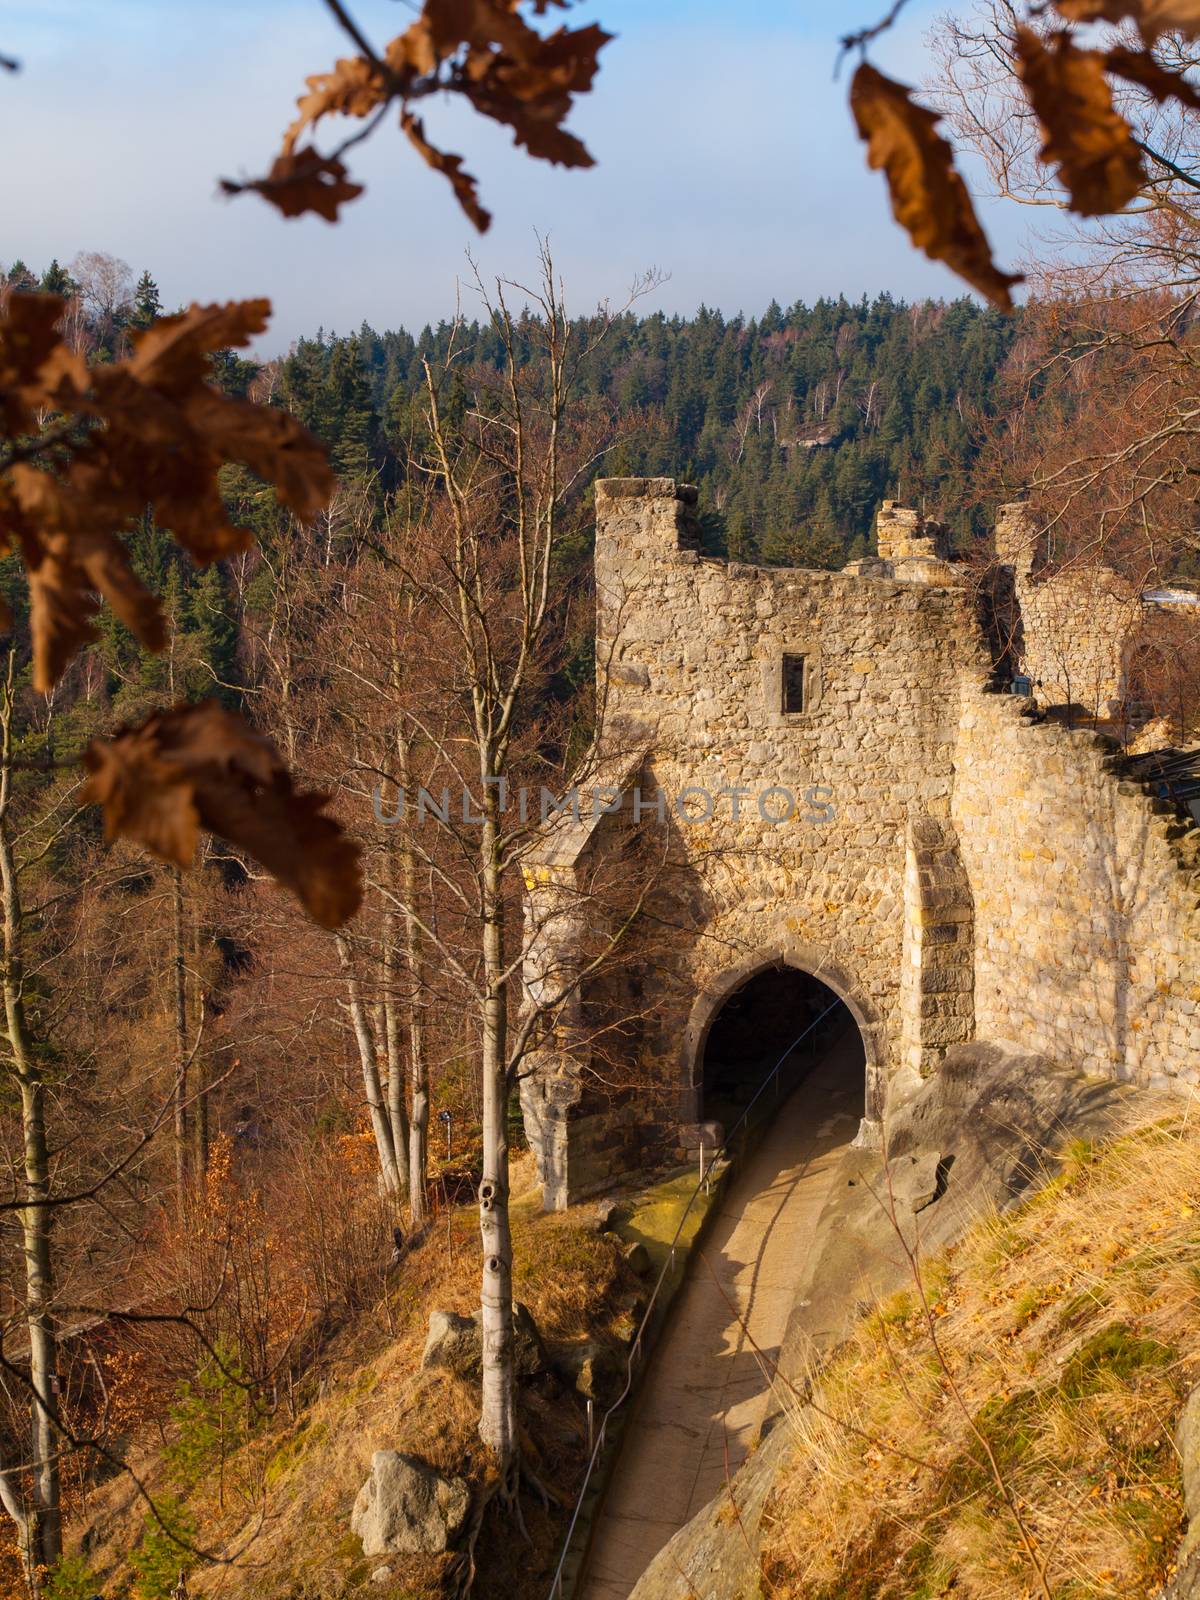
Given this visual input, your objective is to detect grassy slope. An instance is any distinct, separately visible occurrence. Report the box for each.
[761,1116,1200,1600]
[81,1153,641,1600]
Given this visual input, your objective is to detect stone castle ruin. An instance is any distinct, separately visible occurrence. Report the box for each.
[520,479,1200,1209]
[992,502,1200,726]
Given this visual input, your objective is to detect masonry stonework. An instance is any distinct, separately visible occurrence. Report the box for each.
[994,501,1143,716]
[520,479,1200,1208]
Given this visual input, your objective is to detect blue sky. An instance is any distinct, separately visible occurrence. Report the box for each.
[1,1,1026,352]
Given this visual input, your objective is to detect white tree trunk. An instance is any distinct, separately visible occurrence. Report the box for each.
[477,803,516,1466]
[172,867,189,1197]
[396,725,429,1227]
[0,674,60,1586]
[381,912,411,1195]
[335,934,402,1195]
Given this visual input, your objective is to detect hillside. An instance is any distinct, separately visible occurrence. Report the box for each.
[292,295,1018,562]
[69,1153,639,1600]
[763,1115,1200,1599]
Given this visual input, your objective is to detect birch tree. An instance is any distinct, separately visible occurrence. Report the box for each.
[372,248,666,1502]
[0,655,61,1586]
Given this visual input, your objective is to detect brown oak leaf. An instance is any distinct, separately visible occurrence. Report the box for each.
[223,148,364,223]
[0,293,334,693]
[456,16,609,167]
[285,56,389,151]
[1102,43,1200,108]
[9,464,167,691]
[125,299,272,392]
[244,0,608,224]
[1055,0,1200,41]
[402,112,492,231]
[0,294,76,432]
[850,64,1021,311]
[1015,28,1146,215]
[82,701,363,929]
[183,388,335,524]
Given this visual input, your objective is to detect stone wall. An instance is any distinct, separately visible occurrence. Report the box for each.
[1016,566,1140,715]
[898,815,975,1086]
[875,500,952,563]
[521,480,986,1202]
[992,502,1141,715]
[520,479,1200,1207]
[953,685,1200,1094]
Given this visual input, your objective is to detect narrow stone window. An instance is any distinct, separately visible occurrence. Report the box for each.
[782,653,808,714]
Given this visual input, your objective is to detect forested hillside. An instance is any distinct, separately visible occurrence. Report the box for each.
[0,251,1037,1600]
[5,256,1019,570]
[298,294,1020,564]
[6,0,1200,1592]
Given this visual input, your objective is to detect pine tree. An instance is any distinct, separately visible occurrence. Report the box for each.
[5,259,36,292]
[131,270,162,329]
[40,259,77,298]
[187,563,238,703]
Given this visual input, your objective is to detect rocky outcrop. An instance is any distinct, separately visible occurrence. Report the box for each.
[420,1301,548,1380]
[1158,1387,1200,1597]
[351,1451,470,1557]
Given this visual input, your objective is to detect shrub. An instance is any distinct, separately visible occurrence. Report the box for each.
[44,1553,101,1600]
[129,1495,197,1600]
[164,1334,254,1500]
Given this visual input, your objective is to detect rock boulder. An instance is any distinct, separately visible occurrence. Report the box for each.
[421,1302,549,1379]
[351,1450,470,1557]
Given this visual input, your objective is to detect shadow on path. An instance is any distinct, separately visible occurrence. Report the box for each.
[577,1027,866,1600]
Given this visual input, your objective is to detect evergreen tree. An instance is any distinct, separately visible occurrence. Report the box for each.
[187,563,239,703]
[5,259,36,292]
[131,269,162,328]
[40,259,77,297]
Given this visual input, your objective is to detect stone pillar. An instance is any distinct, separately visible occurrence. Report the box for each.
[876,501,953,564]
[594,477,700,662]
[994,502,1038,578]
[897,814,975,1095]
[517,784,646,1211]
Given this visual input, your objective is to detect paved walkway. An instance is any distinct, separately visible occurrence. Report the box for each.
[578,1029,865,1600]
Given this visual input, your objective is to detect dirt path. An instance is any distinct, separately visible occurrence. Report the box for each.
[577,1030,865,1600]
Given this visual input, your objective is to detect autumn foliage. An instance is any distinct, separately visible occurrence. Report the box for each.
[848,0,1200,307]
[225,0,611,230]
[850,64,1022,310]
[0,291,361,927]
[81,702,361,930]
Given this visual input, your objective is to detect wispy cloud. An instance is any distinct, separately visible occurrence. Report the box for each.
[2,1,1022,350]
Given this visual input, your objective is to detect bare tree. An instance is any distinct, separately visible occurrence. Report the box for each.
[356,247,664,1500]
[68,250,133,330]
[0,655,63,1586]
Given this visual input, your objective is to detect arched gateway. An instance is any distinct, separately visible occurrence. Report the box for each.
[516,479,979,1210]
[680,945,881,1132]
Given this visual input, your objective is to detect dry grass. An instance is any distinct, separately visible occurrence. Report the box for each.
[80,1152,636,1600]
[761,1117,1200,1600]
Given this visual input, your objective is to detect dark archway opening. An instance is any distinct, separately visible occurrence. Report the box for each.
[701,964,863,1127]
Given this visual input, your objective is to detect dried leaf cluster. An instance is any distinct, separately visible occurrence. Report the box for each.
[221,0,1200,312]
[81,703,362,929]
[224,0,611,229]
[850,0,1200,307]
[0,293,361,927]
